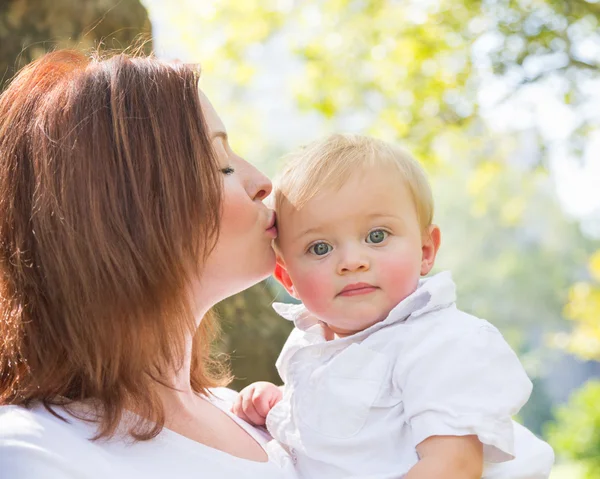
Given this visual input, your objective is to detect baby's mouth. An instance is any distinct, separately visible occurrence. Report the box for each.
[337,283,378,297]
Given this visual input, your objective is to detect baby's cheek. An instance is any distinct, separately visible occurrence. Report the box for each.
[293,269,335,314]
[378,254,421,302]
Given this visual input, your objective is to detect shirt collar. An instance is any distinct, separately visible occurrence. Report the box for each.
[272,271,457,335]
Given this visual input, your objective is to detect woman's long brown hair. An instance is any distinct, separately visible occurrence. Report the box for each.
[0,50,228,440]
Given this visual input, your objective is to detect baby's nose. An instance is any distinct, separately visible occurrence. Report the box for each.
[337,250,370,274]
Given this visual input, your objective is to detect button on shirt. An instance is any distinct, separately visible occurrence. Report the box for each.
[266,271,554,479]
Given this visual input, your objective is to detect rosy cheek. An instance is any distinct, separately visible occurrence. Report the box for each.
[221,189,254,236]
[292,261,333,311]
[378,254,421,300]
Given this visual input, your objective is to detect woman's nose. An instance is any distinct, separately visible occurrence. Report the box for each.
[251,167,272,201]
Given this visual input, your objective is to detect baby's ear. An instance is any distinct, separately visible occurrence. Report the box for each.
[274,257,298,298]
[421,224,441,276]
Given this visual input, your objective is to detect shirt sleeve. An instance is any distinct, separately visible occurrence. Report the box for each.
[394,321,533,463]
[483,421,554,478]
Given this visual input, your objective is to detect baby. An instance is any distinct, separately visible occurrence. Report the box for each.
[233,134,554,478]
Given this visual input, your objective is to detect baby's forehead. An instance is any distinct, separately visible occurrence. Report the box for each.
[278,164,405,207]
[277,175,417,233]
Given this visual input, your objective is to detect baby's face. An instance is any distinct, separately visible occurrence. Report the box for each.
[276,168,433,336]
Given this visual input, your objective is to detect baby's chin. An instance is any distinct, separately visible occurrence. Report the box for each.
[320,309,392,337]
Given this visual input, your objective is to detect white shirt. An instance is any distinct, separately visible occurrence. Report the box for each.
[266,271,554,479]
[0,388,297,479]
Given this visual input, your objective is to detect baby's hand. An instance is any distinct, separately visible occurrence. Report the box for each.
[231,381,283,426]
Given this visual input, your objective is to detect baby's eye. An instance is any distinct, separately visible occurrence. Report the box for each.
[366,229,388,244]
[309,242,333,256]
[220,166,235,175]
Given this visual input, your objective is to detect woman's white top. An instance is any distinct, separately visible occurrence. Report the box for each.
[267,271,554,479]
[0,387,297,479]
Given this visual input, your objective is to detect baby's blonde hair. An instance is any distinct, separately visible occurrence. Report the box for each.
[274,134,434,230]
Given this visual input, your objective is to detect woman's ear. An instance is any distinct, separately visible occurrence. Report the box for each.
[421,225,441,276]
[274,257,298,298]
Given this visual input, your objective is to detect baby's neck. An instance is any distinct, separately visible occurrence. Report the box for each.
[319,320,369,341]
[321,322,335,341]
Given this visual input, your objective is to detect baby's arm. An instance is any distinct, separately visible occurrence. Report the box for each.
[405,435,483,479]
[231,381,283,426]
[396,320,534,476]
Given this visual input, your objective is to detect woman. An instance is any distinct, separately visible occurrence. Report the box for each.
[0,50,294,478]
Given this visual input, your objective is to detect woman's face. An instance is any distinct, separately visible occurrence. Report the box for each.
[193,91,277,307]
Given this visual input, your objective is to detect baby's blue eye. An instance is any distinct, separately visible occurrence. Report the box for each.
[367,230,387,244]
[309,242,332,256]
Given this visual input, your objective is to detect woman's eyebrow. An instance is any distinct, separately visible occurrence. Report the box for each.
[211,130,228,142]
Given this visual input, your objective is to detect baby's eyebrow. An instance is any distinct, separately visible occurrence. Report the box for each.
[367,213,398,220]
[293,226,323,243]
[291,213,402,243]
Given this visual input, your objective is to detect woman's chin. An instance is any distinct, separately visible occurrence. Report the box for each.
[251,251,277,284]
[252,251,277,284]
[192,241,278,307]
[224,252,277,298]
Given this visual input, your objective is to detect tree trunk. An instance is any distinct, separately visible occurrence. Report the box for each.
[0,0,151,91]
[217,281,293,390]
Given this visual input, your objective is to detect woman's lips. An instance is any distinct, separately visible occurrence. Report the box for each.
[337,283,378,297]
[265,211,278,238]
[266,225,278,238]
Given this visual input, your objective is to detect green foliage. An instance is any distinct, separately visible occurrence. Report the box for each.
[517,377,555,437]
[432,150,595,333]
[546,380,600,479]
[550,463,585,479]
[158,0,599,163]
[554,251,600,361]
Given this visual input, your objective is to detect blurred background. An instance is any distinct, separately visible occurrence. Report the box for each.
[1,0,598,477]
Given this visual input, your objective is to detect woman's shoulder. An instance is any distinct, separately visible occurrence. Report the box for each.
[207,387,273,444]
[0,404,82,442]
[0,402,298,479]
[209,386,240,406]
[0,404,109,478]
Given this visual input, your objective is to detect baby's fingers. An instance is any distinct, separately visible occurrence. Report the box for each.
[253,388,281,418]
[231,394,246,418]
[242,391,266,426]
